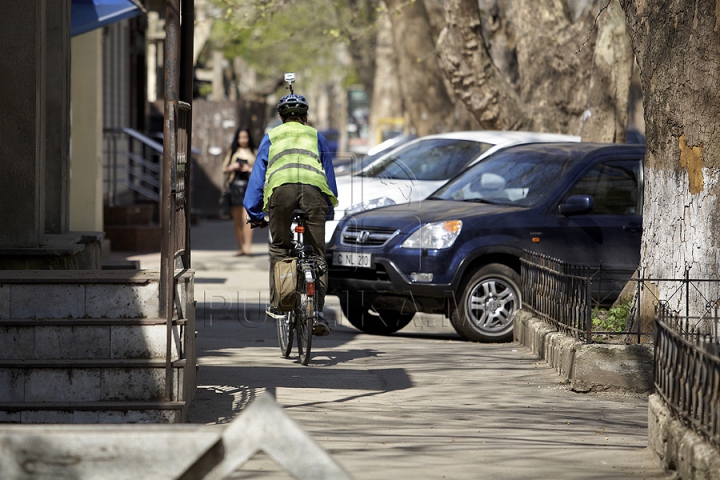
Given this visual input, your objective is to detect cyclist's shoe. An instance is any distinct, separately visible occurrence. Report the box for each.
[266,306,286,320]
[313,313,331,337]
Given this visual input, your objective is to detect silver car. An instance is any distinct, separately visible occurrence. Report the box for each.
[326,131,580,243]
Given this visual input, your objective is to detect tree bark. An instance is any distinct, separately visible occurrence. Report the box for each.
[436,0,529,130]
[384,0,455,135]
[369,1,404,145]
[339,0,378,101]
[620,0,720,316]
[580,0,633,142]
[439,0,603,135]
[508,0,594,133]
[478,0,518,87]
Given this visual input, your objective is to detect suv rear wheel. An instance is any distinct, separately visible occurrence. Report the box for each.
[450,264,520,342]
[339,293,415,335]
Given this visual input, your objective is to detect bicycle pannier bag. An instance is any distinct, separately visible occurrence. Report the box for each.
[272,258,297,312]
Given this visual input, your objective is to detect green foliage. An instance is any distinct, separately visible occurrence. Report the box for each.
[205,0,379,89]
[592,300,632,332]
[197,83,213,97]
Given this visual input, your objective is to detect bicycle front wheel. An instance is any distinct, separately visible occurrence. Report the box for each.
[276,312,294,358]
[296,271,314,365]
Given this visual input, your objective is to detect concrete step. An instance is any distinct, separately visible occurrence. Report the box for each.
[0,318,185,360]
[0,269,196,423]
[0,270,163,319]
[0,401,185,424]
[0,359,186,403]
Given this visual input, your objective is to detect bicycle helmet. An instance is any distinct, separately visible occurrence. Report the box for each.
[277,94,309,117]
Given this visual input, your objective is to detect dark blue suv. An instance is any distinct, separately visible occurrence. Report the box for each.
[327,143,644,342]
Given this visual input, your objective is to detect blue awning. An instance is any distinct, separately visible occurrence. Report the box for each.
[71,0,146,37]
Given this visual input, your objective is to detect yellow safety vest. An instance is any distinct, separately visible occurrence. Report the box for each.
[263,122,338,211]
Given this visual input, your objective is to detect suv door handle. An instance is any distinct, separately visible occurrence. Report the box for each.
[623,223,642,234]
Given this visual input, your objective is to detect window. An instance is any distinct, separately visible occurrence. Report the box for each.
[565,160,642,215]
[361,139,491,181]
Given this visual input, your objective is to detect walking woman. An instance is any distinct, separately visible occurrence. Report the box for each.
[222,127,257,255]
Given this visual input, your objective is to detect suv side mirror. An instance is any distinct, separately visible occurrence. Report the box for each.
[558,195,594,216]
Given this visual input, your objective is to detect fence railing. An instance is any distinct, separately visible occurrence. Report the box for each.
[520,250,648,343]
[521,250,720,448]
[520,251,593,341]
[655,303,720,451]
[104,127,164,205]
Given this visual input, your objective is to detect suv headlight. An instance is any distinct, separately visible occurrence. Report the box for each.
[401,221,462,249]
[344,197,396,217]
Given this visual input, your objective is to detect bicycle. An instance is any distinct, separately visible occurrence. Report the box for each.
[265,209,321,365]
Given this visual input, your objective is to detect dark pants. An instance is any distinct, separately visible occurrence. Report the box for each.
[268,184,329,309]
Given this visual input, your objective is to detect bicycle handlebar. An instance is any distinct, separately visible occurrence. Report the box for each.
[248,219,268,229]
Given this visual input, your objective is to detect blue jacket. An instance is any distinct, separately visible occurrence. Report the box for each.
[243,124,338,223]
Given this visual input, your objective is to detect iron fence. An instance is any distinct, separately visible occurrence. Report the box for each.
[522,250,720,447]
[520,250,646,343]
[521,251,593,341]
[655,302,720,450]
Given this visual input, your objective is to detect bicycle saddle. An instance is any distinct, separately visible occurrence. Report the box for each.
[291,209,309,220]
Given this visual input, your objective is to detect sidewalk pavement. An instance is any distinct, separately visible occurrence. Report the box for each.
[111,219,672,479]
[109,218,362,332]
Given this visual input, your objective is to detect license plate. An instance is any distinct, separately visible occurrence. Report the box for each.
[333,251,372,268]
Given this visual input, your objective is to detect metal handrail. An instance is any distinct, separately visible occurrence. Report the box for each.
[103,127,164,205]
[117,179,160,202]
[160,0,194,403]
[126,151,162,172]
[121,127,164,153]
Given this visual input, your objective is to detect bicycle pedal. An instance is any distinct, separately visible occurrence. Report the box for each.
[313,322,331,337]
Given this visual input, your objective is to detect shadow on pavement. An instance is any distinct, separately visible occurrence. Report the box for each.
[191,219,269,252]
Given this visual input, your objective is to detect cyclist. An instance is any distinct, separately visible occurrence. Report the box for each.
[243,91,338,336]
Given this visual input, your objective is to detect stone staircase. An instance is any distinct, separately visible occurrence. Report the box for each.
[0,269,196,423]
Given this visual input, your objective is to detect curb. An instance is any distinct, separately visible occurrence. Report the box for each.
[513,309,654,394]
[648,394,720,480]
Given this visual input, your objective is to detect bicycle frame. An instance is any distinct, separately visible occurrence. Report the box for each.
[290,212,319,365]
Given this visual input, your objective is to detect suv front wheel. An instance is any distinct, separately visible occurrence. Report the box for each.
[339,293,415,335]
[450,263,520,342]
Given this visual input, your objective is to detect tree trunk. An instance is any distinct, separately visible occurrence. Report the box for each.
[580,0,633,142]
[436,0,529,130]
[620,0,720,318]
[477,0,518,87]
[341,0,378,101]
[439,0,604,135]
[508,0,594,134]
[384,0,455,135]
[369,1,404,146]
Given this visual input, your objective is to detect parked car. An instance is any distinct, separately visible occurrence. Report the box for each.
[327,142,645,342]
[333,134,418,177]
[326,131,580,243]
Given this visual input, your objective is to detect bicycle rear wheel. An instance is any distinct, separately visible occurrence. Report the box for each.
[276,312,293,358]
[296,270,314,365]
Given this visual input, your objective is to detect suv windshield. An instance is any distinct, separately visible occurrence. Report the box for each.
[359,139,491,181]
[430,149,580,207]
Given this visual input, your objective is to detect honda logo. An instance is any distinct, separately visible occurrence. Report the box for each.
[356,230,370,244]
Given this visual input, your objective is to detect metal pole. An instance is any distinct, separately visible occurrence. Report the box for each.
[586,278,592,343]
[161,0,181,401]
[180,0,194,269]
[636,268,641,344]
[685,268,690,321]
